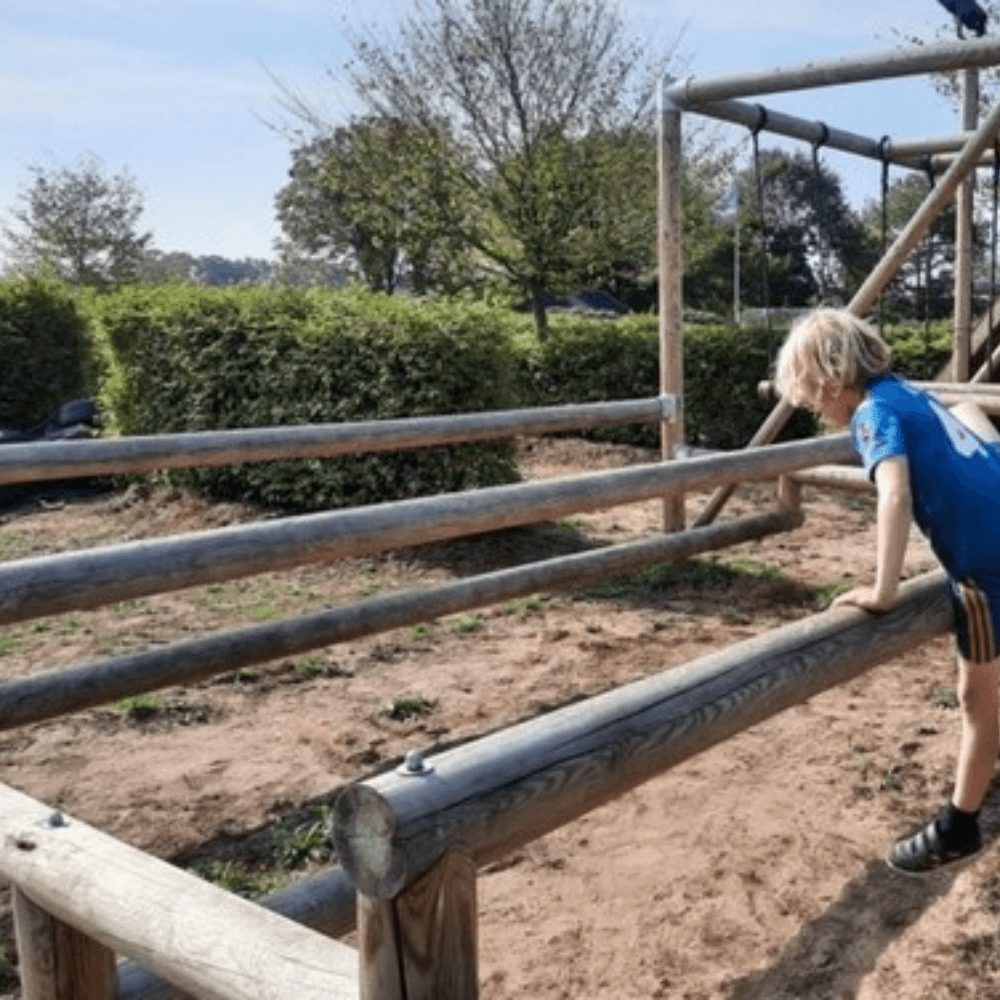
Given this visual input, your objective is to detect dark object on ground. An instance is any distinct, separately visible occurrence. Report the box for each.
[0,398,99,445]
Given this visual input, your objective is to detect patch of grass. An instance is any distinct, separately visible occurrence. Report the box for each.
[249,602,283,622]
[813,581,852,609]
[0,635,20,656]
[272,806,333,870]
[188,859,281,899]
[115,693,164,720]
[383,694,436,721]
[55,616,83,636]
[500,596,545,615]
[578,558,737,602]
[292,655,326,679]
[226,668,260,685]
[931,685,959,710]
[726,558,783,581]
[411,624,432,641]
[450,613,483,635]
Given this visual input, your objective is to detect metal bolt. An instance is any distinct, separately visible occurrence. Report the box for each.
[397,749,433,777]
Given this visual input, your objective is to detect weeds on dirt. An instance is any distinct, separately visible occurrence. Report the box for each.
[115,693,164,720]
[271,806,333,869]
[813,581,852,609]
[500,596,545,615]
[292,655,326,679]
[383,694,436,721]
[450,613,483,635]
[930,685,959,710]
[188,859,282,899]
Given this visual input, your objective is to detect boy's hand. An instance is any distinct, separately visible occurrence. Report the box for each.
[832,587,896,613]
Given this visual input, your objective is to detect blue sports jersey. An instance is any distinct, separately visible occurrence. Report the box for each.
[851,374,1000,585]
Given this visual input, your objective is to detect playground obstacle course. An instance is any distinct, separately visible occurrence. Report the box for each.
[3,31,1000,1000]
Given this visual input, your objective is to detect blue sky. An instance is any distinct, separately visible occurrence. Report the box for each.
[0,0,976,262]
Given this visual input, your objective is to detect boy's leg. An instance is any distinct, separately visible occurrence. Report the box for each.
[952,654,1000,812]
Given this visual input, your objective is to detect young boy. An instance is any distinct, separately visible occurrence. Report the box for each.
[775,307,1000,875]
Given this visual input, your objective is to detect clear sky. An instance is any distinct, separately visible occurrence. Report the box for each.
[0,0,980,263]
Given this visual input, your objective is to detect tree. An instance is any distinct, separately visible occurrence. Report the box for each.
[345,0,663,336]
[735,149,869,309]
[275,117,473,295]
[860,172,960,321]
[2,157,152,287]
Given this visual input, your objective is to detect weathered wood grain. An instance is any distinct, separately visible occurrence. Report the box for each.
[334,572,952,899]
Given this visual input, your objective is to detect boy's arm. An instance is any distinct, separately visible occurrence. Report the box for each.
[833,455,911,613]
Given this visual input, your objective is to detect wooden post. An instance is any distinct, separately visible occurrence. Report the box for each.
[12,887,117,999]
[358,852,477,1000]
[658,79,686,531]
[954,68,979,382]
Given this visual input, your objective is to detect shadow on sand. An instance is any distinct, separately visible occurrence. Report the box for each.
[724,786,1000,999]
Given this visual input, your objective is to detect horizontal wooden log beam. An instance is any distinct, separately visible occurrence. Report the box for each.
[333,573,951,899]
[117,869,359,999]
[0,509,800,730]
[0,399,663,486]
[788,466,873,492]
[0,783,359,999]
[0,434,850,625]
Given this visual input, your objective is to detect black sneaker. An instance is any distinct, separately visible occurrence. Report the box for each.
[887,818,983,876]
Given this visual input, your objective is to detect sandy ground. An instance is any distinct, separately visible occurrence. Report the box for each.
[2,436,1000,999]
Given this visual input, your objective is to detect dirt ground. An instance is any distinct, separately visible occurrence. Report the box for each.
[3,436,1000,999]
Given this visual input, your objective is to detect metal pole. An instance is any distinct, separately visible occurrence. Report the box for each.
[664,36,1000,106]
[658,78,685,531]
[955,69,979,382]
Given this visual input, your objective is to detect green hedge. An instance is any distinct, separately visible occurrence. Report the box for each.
[0,279,92,430]
[96,286,522,511]
[524,315,816,448]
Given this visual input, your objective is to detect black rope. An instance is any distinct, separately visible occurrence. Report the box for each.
[878,136,892,336]
[750,105,773,353]
[811,123,831,303]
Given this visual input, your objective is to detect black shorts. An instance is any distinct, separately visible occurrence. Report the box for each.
[950,577,1000,663]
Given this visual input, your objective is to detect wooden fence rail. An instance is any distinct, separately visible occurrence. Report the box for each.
[333,572,951,900]
[0,783,359,1000]
[0,398,664,486]
[0,433,852,626]
[0,509,800,730]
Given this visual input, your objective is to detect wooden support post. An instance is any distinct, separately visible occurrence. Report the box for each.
[954,68,979,382]
[776,475,802,513]
[358,851,477,1000]
[12,887,116,999]
[658,80,686,532]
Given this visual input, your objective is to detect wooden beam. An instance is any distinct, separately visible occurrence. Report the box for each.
[0,399,663,487]
[333,573,951,899]
[358,852,477,1000]
[12,887,116,999]
[0,784,359,1000]
[0,434,850,626]
[0,508,801,729]
[117,868,359,1000]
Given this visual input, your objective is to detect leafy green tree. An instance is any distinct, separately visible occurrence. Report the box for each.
[275,117,473,295]
[735,149,869,308]
[2,157,152,287]
[345,0,662,337]
[860,172,959,321]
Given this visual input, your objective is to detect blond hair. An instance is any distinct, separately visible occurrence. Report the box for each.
[775,308,892,409]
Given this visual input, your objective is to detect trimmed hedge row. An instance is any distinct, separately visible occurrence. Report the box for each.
[1,278,970,512]
[526,315,817,448]
[95,286,522,510]
[0,279,93,431]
